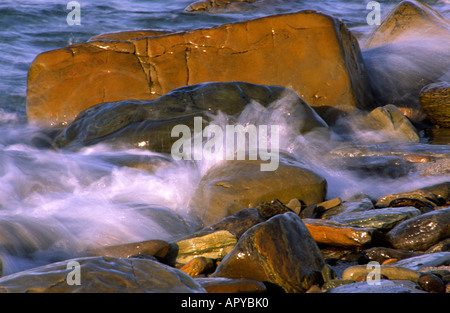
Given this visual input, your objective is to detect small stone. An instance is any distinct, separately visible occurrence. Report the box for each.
[382,259,398,265]
[86,239,170,259]
[286,198,303,215]
[201,208,264,239]
[365,104,420,142]
[0,256,206,293]
[391,252,450,271]
[255,199,294,220]
[212,212,325,293]
[326,280,426,293]
[358,247,420,265]
[180,257,215,277]
[195,277,267,293]
[402,154,434,163]
[418,273,445,293]
[172,230,237,265]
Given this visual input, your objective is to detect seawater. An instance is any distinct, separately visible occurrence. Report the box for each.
[0,0,449,275]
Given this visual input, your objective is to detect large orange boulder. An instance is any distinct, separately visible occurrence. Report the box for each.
[27,10,374,127]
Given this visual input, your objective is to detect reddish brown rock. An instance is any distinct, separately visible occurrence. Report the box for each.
[302,219,378,248]
[195,277,267,293]
[27,11,373,127]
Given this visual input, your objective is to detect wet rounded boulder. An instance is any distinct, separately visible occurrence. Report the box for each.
[386,207,450,251]
[0,256,206,293]
[189,159,327,226]
[54,81,328,152]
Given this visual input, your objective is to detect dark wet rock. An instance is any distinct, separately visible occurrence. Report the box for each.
[342,156,411,178]
[302,219,380,248]
[195,277,267,293]
[328,206,421,231]
[426,238,450,253]
[342,265,420,282]
[376,189,441,209]
[185,0,257,12]
[418,273,445,293]
[86,239,170,260]
[189,159,327,226]
[420,182,450,204]
[255,199,294,220]
[391,252,450,271]
[419,81,450,128]
[361,1,450,122]
[358,247,420,265]
[201,208,264,239]
[386,207,450,251]
[326,279,426,293]
[365,104,420,142]
[0,256,206,293]
[212,212,325,292]
[387,198,435,214]
[322,279,355,290]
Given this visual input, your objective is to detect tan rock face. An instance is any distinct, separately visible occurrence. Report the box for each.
[188,159,327,226]
[362,0,450,49]
[27,10,373,127]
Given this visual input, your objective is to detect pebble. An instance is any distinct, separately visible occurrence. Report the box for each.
[418,273,445,293]
[342,265,420,282]
[194,277,267,293]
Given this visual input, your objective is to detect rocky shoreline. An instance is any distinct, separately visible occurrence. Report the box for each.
[0,0,448,293]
